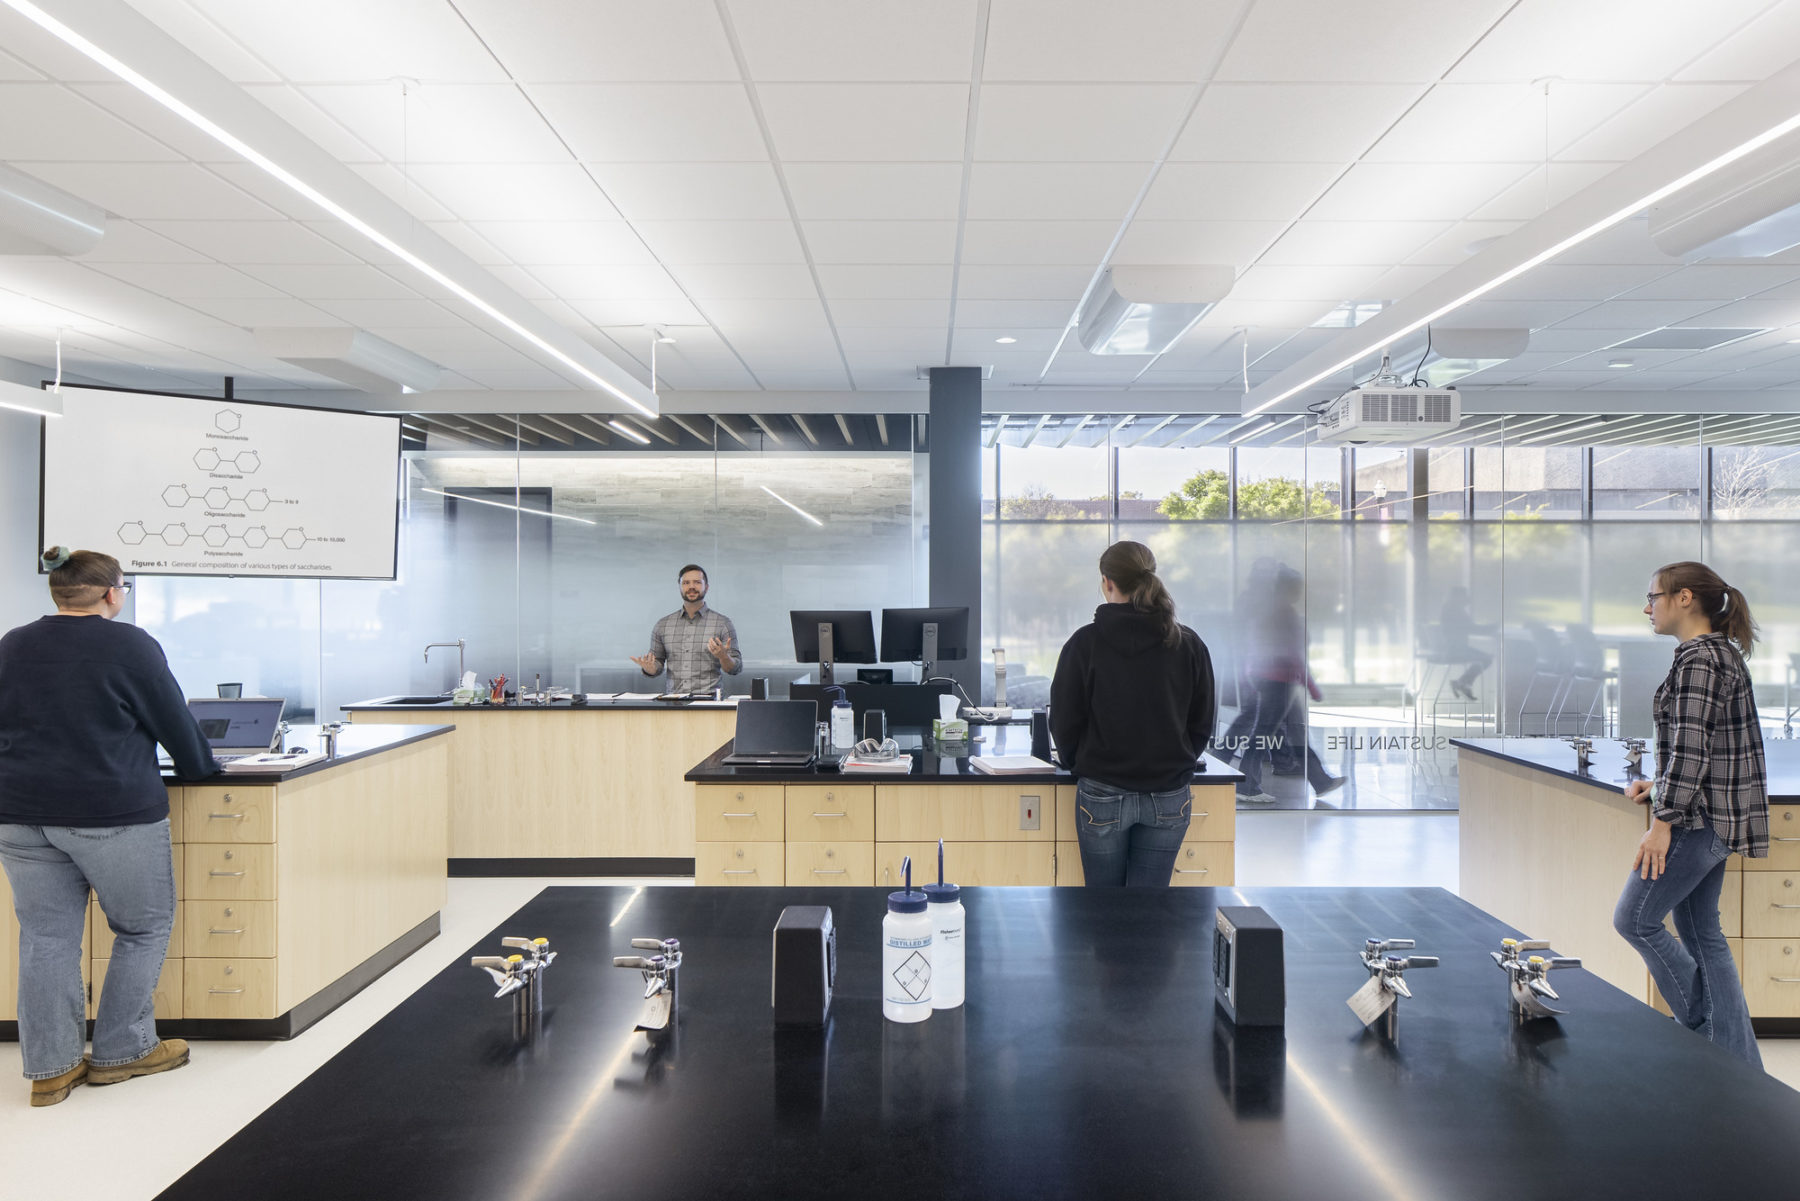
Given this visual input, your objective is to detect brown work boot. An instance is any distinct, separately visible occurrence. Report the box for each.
[88,1039,189,1085]
[30,1060,87,1107]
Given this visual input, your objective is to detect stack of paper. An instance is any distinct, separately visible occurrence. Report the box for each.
[969,755,1055,775]
[841,754,912,774]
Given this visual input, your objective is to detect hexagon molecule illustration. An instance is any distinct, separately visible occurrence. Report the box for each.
[117,522,146,545]
[281,528,308,550]
[205,487,231,509]
[244,489,270,511]
[243,528,269,549]
[162,485,189,508]
[215,409,241,434]
[203,525,229,547]
[235,451,261,474]
[193,448,221,472]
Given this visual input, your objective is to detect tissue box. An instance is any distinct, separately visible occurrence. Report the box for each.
[932,717,969,742]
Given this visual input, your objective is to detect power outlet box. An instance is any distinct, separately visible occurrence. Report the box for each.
[1019,793,1041,831]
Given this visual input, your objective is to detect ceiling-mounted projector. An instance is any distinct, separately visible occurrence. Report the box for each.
[1076,265,1234,355]
[1316,386,1461,444]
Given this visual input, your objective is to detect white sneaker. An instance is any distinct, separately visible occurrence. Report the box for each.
[1236,791,1278,805]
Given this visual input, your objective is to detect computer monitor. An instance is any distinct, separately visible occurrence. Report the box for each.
[789,610,878,686]
[880,607,969,680]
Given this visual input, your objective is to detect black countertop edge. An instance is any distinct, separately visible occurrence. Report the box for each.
[343,696,739,713]
[685,740,1246,786]
[1451,736,1800,804]
[162,723,453,785]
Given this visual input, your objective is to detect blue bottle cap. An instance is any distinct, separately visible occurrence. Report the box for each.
[922,882,960,903]
[888,889,927,913]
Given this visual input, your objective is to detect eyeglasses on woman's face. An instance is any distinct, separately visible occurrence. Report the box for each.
[1644,591,1666,605]
[110,580,133,595]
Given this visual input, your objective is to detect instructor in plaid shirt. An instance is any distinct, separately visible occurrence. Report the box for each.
[1613,560,1768,1069]
[631,564,742,695]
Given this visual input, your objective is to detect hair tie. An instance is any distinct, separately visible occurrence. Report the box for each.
[40,546,70,572]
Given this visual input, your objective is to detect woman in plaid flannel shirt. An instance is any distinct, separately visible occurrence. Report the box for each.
[1613,560,1767,1068]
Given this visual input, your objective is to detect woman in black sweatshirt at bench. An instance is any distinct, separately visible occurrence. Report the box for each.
[0,548,217,1106]
[1051,541,1217,886]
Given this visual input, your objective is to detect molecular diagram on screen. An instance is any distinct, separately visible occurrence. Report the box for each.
[116,522,313,550]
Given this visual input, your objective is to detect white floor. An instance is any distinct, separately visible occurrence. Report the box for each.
[3,815,1792,1200]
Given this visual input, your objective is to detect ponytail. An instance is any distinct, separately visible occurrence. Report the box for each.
[1654,561,1758,658]
[1099,540,1179,647]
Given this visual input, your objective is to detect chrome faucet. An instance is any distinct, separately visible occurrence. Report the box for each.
[472,934,556,1032]
[1623,738,1647,772]
[615,936,682,1038]
[1492,937,1582,1019]
[1352,937,1438,1040]
[1567,736,1595,770]
[424,640,466,690]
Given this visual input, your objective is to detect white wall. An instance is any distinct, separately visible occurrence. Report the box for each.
[0,356,51,629]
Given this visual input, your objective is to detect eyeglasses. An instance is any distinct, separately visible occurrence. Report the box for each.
[1645,591,1666,605]
[111,581,133,595]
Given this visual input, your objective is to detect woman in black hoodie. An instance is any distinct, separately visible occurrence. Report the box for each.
[1051,541,1217,886]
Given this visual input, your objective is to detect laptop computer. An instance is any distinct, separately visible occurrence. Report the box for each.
[721,699,817,767]
[159,697,286,765]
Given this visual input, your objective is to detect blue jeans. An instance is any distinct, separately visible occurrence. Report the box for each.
[1074,779,1192,887]
[1612,820,1761,1069]
[0,821,175,1079]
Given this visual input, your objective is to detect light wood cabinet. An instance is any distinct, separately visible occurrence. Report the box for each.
[695,784,786,842]
[183,900,276,959]
[1742,872,1800,939]
[182,785,277,844]
[183,957,277,1020]
[1768,808,1800,870]
[876,783,1055,842]
[786,841,874,887]
[1742,939,1800,1017]
[785,785,875,842]
[184,843,276,902]
[878,841,1055,887]
[695,841,785,886]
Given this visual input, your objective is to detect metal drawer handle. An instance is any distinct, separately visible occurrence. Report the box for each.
[208,927,246,935]
[209,812,247,821]
[811,811,848,818]
[812,868,847,876]
[1776,837,1800,842]
[722,868,757,875]
[1193,811,1209,819]
[209,870,247,878]
[1770,977,1800,983]
[1173,867,1209,875]
[721,811,758,818]
[1771,904,1800,910]
[208,987,245,995]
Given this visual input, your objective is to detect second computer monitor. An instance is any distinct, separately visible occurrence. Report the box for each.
[880,606,969,679]
[790,610,878,686]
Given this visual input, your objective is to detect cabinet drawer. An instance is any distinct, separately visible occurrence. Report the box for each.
[1743,939,1800,1016]
[877,841,1055,886]
[184,843,276,901]
[785,785,875,842]
[1054,840,1234,886]
[90,900,184,962]
[90,955,181,1022]
[183,786,276,844]
[876,784,1054,842]
[694,842,785,886]
[1767,807,1800,870]
[1742,872,1800,938]
[183,900,276,959]
[183,958,277,1020]
[695,785,785,842]
[786,841,873,887]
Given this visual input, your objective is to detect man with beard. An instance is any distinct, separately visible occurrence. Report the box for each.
[630,564,742,694]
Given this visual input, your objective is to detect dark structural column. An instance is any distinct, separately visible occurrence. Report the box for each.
[928,366,982,699]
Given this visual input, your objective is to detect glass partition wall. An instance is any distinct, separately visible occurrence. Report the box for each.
[136,415,926,719]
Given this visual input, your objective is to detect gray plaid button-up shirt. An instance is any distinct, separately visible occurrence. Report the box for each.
[645,603,742,694]
[1652,632,1768,858]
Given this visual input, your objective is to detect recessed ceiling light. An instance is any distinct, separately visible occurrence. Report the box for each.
[1608,358,1634,368]
[1787,337,1800,344]
[995,336,1017,344]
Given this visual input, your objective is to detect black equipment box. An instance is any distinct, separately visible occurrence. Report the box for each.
[772,905,836,1027]
[1214,905,1284,1027]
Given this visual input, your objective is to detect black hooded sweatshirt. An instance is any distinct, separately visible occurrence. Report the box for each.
[1050,603,1217,793]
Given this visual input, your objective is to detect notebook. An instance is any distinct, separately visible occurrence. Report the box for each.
[159,697,286,766]
[721,699,817,767]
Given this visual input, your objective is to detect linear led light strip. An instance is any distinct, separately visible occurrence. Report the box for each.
[0,0,655,419]
[759,484,822,526]
[1249,105,1800,417]
[421,487,595,525]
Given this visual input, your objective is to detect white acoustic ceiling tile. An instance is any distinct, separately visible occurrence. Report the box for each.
[0,46,43,80]
[236,263,422,300]
[489,263,558,299]
[0,85,182,160]
[1170,83,1420,162]
[1588,371,1738,390]
[1624,265,1800,301]
[240,84,382,163]
[1440,299,1594,328]
[75,220,210,264]
[186,0,509,83]
[635,220,804,264]
[419,221,508,266]
[398,164,616,222]
[1550,299,1716,330]
[1217,1,1515,83]
[528,83,766,161]
[1483,264,1681,303]
[801,220,959,264]
[1138,163,1341,222]
[1471,162,1624,222]
[975,84,1194,161]
[374,326,536,368]
[954,298,1079,326]
[1677,3,1800,81]
[727,332,843,363]
[1193,298,1335,329]
[466,221,656,266]
[1525,328,1618,353]
[137,220,361,265]
[1691,299,1800,329]
[94,263,285,299]
[1369,83,1647,163]
[121,0,283,82]
[1257,221,1450,266]
[759,84,968,161]
[749,370,855,390]
[729,0,976,81]
[696,296,831,333]
[1559,84,1749,163]
[303,84,570,165]
[206,163,336,223]
[590,163,789,219]
[1448,0,1773,83]
[455,0,738,82]
[1403,220,1527,265]
[950,327,1063,355]
[0,8,113,80]
[23,162,282,221]
[526,262,690,300]
[966,163,1148,220]
[957,221,1117,265]
[1226,264,1387,301]
[348,164,466,223]
[309,298,463,328]
[956,264,1094,298]
[569,297,707,326]
[182,296,342,326]
[817,264,953,300]
[830,298,953,329]
[985,0,1238,81]
[1308,162,1536,222]
[1116,220,1288,264]
[675,264,818,299]
[655,362,762,391]
[784,164,964,221]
